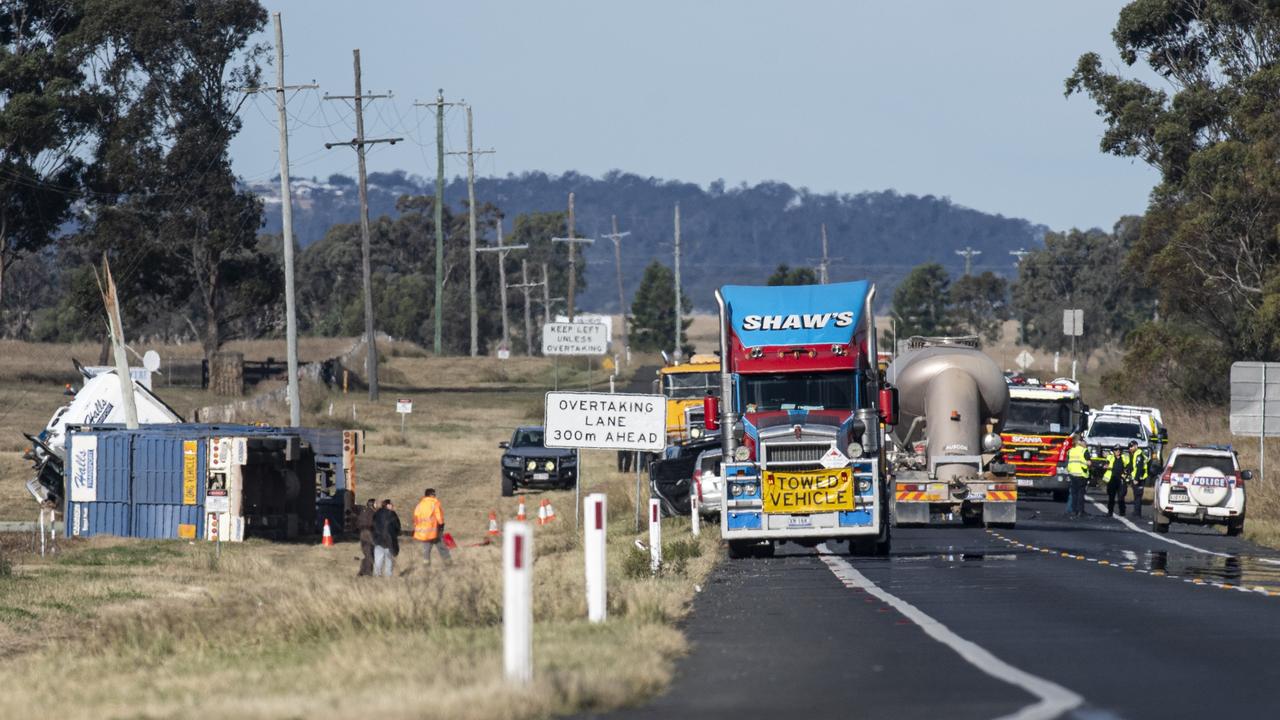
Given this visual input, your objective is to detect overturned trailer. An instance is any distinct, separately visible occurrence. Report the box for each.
[62,423,363,541]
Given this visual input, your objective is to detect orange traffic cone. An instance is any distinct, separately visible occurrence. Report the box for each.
[545,499,557,524]
[321,518,334,547]
[487,511,500,537]
[516,496,527,521]
[538,499,548,526]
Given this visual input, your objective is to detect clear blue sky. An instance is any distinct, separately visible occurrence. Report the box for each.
[229,1,1159,232]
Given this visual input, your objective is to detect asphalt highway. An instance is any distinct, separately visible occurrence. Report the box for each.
[592,494,1280,720]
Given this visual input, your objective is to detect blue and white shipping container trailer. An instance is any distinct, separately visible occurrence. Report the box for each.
[64,424,363,541]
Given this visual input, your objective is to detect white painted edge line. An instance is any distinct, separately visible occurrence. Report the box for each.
[818,547,1084,720]
[1088,500,1233,558]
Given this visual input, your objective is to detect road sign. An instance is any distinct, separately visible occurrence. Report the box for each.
[1016,350,1035,370]
[555,313,613,341]
[497,347,511,360]
[543,322,608,356]
[819,446,850,469]
[1229,362,1280,437]
[396,399,413,414]
[543,391,665,451]
[1063,309,1083,337]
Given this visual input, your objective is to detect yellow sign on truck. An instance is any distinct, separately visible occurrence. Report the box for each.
[763,468,856,514]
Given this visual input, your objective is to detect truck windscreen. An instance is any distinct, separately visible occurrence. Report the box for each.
[740,372,854,411]
[1003,399,1073,434]
[665,372,717,399]
[1089,421,1143,440]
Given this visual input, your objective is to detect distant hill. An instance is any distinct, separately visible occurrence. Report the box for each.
[250,170,1047,312]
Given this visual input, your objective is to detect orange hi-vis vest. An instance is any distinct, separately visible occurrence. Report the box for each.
[413,496,444,541]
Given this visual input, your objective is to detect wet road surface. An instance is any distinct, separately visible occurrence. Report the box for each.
[590,493,1280,720]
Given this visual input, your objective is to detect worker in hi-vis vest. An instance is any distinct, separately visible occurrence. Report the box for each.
[413,488,451,566]
[1065,434,1091,519]
[1127,440,1150,518]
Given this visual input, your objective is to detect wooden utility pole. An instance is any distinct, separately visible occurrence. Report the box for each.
[446,104,494,356]
[552,193,594,322]
[415,91,458,355]
[541,263,552,326]
[956,246,982,276]
[599,215,631,349]
[509,259,543,356]
[476,220,527,355]
[673,202,683,359]
[324,50,400,401]
[819,224,829,284]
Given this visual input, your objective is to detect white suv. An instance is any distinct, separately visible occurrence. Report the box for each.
[1154,445,1250,536]
[692,447,724,518]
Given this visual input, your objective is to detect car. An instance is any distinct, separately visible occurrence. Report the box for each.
[649,435,722,516]
[1153,444,1250,536]
[691,446,723,518]
[499,426,578,496]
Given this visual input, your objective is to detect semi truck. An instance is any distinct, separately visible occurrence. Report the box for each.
[708,281,894,559]
[999,378,1086,500]
[885,337,1016,528]
[654,354,721,446]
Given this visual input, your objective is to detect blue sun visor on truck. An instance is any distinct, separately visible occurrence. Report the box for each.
[721,281,871,348]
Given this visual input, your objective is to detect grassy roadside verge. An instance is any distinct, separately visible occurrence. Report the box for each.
[0,342,715,719]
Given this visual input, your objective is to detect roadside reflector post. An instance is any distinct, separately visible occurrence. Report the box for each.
[503,521,533,683]
[649,498,662,573]
[584,493,607,623]
[690,484,700,537]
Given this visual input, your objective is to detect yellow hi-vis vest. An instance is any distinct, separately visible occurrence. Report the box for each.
[1066,445,1090,477]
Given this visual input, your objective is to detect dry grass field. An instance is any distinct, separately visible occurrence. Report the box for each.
[0,339,717,719]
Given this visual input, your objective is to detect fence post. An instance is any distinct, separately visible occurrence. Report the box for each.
[584,493,607,623]
[504,521,533,683]
[648,498,662,573]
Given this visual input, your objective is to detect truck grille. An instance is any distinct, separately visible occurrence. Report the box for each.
[762,442,830,469]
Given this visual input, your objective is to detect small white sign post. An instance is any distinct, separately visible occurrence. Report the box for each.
[545,391,666,528]
[690,483,700,537]
[584,493,608,623]
[503,521,533,683]
[649,498,662,573]
[1063,308,1083,380]
[396,398,412,433]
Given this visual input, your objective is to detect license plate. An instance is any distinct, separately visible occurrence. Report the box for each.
[787,516,812,527]
[762,468,855,514]
[533,472,549,480]
[1170,493,1189,503]
[1017,478,1033,487]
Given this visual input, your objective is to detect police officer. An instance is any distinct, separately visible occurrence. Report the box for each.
[1127,440,1149,518]
[1064,434,1091,518]
[1105,447,1127,517]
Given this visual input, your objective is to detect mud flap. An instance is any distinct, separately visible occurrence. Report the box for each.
[894,502,929,526]
[983,502,1017,526]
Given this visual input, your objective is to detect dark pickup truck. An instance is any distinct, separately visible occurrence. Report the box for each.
[500,426,578,496]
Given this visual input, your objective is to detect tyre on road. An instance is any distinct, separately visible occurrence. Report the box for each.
[754,541,776,559]
[1226,517,1245,537]
[1153,508,1170,534]
[727,540,754,559]
[501,476,515,497]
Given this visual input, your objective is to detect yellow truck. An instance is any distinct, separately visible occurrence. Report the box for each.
[655,354,721,446]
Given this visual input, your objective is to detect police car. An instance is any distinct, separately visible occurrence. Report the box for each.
[1154,445,1250,536]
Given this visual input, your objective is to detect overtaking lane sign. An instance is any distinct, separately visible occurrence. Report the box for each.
[544,391,666,451]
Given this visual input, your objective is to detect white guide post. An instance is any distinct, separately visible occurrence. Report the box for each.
[690,481,700,537]
[649,498,662,573]
[503,521,533,683]
[584,493,608,623]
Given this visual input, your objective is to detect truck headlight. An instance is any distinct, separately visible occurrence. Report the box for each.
[743,482,758,497]
[690,427,703,439]
[526,460,537,471]
[543,460,555,471]
[857,478,872,493]
[734,446,750,461]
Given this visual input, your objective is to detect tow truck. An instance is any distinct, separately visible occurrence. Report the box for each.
[654,354,721,446]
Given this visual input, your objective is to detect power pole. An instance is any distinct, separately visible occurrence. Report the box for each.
[446,104,494,356]
[476,219,527,356]
[599,215,631,349]
[246,13,317,425]
[324,49,401,401]
[542,263,552,327]
[415,91,459,355]
[956,246,982,276]
[509,259,543,356]
[808,223,843,285]
[673,202,683,358]
[1009,248,1031,266]
[552,193,595,321]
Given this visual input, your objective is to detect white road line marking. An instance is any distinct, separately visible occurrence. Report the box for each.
[1088,500,1232,557]
[818,548,1084,720]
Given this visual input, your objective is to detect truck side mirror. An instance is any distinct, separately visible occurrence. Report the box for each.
[878,386,899,426]
[704,395,720,432]
[652,378,661,394]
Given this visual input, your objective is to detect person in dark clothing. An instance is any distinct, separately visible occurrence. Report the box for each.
[356,498,376,576]
[372,499,401,577]
[1127,440,1149,519]
[617,450,634,472]
[1105,447,1127,517]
